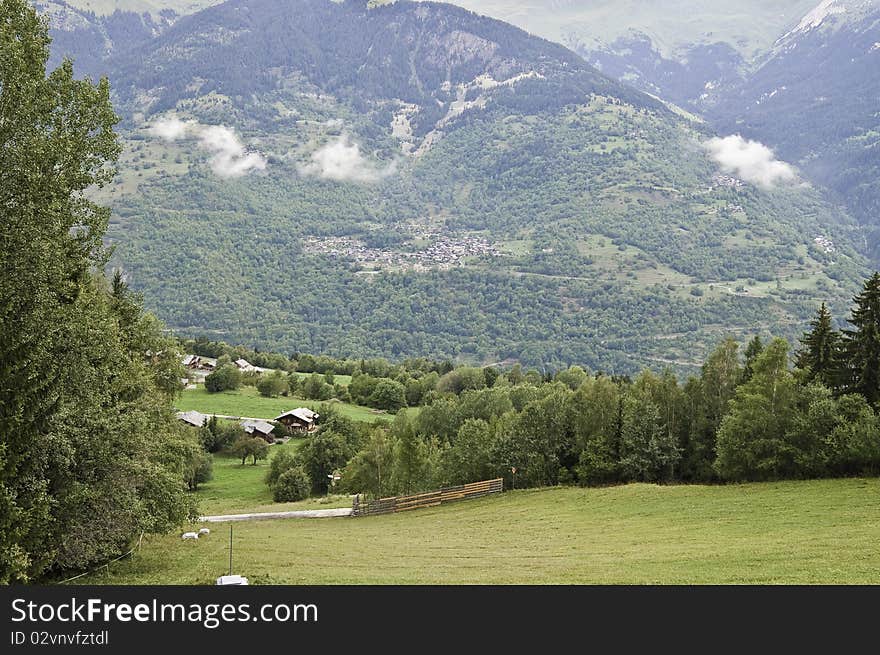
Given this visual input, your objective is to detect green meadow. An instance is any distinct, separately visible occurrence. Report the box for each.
[175,385,393,423]
[84,478,880,585]
[194,441,351,516]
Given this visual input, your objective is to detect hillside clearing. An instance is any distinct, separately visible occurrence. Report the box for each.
[175,386,396,424]
[84,478,880,585]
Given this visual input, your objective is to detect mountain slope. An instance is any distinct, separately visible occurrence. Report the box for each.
[709,0,880,258]
[441,0,819,109]
[41,0,871,373]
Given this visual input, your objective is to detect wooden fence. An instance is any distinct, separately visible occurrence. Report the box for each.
[351,478,504,517]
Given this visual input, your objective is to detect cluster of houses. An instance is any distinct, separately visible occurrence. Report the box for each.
[175,407,320,443]
[303,229,502,271]
[182,354,272,374]
[177,353,323,446]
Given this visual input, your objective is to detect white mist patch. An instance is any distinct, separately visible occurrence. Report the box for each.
[148,114,267,178]
[149,115,193,141]
[704,135,797,188]
[197,125,267,178]
[298,135,396,183]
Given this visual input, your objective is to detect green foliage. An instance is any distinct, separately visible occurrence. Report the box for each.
[440,419,495,486]
[272,467,311,503]
[437,367,487,395]
[839,273,880,407]
[231,436,269,466]
[342,430,395,498]
[795,303,840,389]
[299,372,334,401]
[204,363,242,393]
[264,449,300,489]
[370,379,407,412]
[199,415,240,453]
[295,430,358,494]
[0,0,195,582]
[257,370,289,398]
[715,339,801,480]
[185,448,213,491]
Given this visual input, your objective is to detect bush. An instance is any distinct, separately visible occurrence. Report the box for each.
[265,450,299,487]
[369,379,407,412]
[257,371,289,398]
[199,416,240,453]
[272,467,311,502]
[186,450,213,491]
[205,363,242,393]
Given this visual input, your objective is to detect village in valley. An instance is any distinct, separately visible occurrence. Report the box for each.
[304,222,503,271]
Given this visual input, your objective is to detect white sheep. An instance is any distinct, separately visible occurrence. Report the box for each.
[198,528,210,535]
[181,532,199,540]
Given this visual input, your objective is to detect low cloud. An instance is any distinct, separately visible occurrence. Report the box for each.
[149,115,267,178]
[705,135,797,188]
[148,115,194,142]
[298,135,396,183]
[197,125,267,178]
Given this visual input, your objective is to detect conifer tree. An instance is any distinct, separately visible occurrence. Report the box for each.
[840,273,880,407]
[742,335,764,382]
[795,303,841,389]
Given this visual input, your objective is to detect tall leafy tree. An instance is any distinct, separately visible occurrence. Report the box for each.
[795,303,841,389]
[839,273,880,407]
[0,0,194,582]
[715,338,800,481]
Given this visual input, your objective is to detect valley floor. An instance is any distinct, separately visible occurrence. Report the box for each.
[80,478,880,585]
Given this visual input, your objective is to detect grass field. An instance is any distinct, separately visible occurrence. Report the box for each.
[290,371,353,386]
[196,441,351,515]
[85,478,880,585]
[175,386,392,423]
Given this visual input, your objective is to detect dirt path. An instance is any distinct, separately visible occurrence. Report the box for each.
[200,508,352,523]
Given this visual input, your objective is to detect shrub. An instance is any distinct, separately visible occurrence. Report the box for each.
[205,363,242,392]
[265,450,299,487]
[272,467,311,502]
[257,371,289,398]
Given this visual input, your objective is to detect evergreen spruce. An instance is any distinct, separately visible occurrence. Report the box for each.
[742,335,764,382]
[795,303,841,389]
[840,273,880,407]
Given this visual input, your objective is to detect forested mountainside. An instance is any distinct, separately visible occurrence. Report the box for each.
[709,0,880,261]
[37,0,871,374]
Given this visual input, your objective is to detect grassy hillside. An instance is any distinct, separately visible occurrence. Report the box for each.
[81,478,880,584]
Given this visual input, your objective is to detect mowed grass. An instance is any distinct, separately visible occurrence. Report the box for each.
[290,371,353,386]
[175,386,392,423]
[195,441,350,515]
[89,478,880,585]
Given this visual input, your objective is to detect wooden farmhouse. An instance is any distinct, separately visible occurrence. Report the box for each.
[274,407,319,433]
[241,419,276,442]
[181,354,217,371]
[176,410,208,428]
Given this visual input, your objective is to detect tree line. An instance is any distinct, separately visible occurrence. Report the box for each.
[263,274,880,500]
